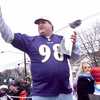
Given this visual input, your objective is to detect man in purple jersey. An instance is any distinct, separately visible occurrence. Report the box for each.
[0,7,80,100]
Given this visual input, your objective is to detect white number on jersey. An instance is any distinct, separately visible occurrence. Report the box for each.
[39,44,64,63]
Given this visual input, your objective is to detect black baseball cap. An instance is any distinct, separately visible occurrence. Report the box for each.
[34,18,52,25]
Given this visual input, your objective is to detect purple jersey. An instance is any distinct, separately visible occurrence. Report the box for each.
[11,33,72,96]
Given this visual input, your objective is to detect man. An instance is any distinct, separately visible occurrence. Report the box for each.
[0,7,80,100]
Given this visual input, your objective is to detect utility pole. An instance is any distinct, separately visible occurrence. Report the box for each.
[24,52,27,77]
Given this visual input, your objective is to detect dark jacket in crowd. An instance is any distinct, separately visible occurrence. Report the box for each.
[77,73,95,100]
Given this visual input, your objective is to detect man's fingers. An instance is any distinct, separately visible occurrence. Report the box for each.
[71,31,77,44]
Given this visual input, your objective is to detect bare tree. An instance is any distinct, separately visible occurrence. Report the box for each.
[78,21,100,66]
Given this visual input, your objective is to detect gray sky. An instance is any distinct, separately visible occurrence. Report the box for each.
[0,0,100,71]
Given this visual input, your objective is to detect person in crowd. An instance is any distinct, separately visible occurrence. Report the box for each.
[77,62,95,100]
[19,78,31,100]
[0,85,8,100]
[8,80,21,100]
[0,7,80,100]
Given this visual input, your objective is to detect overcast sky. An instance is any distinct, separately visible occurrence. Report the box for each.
[0,0,100,71]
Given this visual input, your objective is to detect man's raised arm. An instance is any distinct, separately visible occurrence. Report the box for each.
[0,7,14,43]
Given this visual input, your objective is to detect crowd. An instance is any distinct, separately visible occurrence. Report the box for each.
[0,77,32,100]
[0,61,100,100]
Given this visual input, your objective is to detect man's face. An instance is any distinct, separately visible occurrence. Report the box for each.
[37,21,53,36]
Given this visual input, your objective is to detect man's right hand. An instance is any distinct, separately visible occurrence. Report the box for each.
[0,6,2,16]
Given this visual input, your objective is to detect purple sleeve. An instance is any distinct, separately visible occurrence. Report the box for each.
[11,33,30,53]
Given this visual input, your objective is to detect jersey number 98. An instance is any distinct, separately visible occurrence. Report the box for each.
[39,44,64,63]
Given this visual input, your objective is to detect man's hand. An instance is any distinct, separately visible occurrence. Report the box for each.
[71,31,77,45]
[0,6,2,16]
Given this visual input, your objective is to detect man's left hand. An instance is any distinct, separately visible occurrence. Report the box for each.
[71,31,77,45]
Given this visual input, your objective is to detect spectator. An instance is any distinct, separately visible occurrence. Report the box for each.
[8,81,20,100]
[77,62,95,100]
[0,85,8,100]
